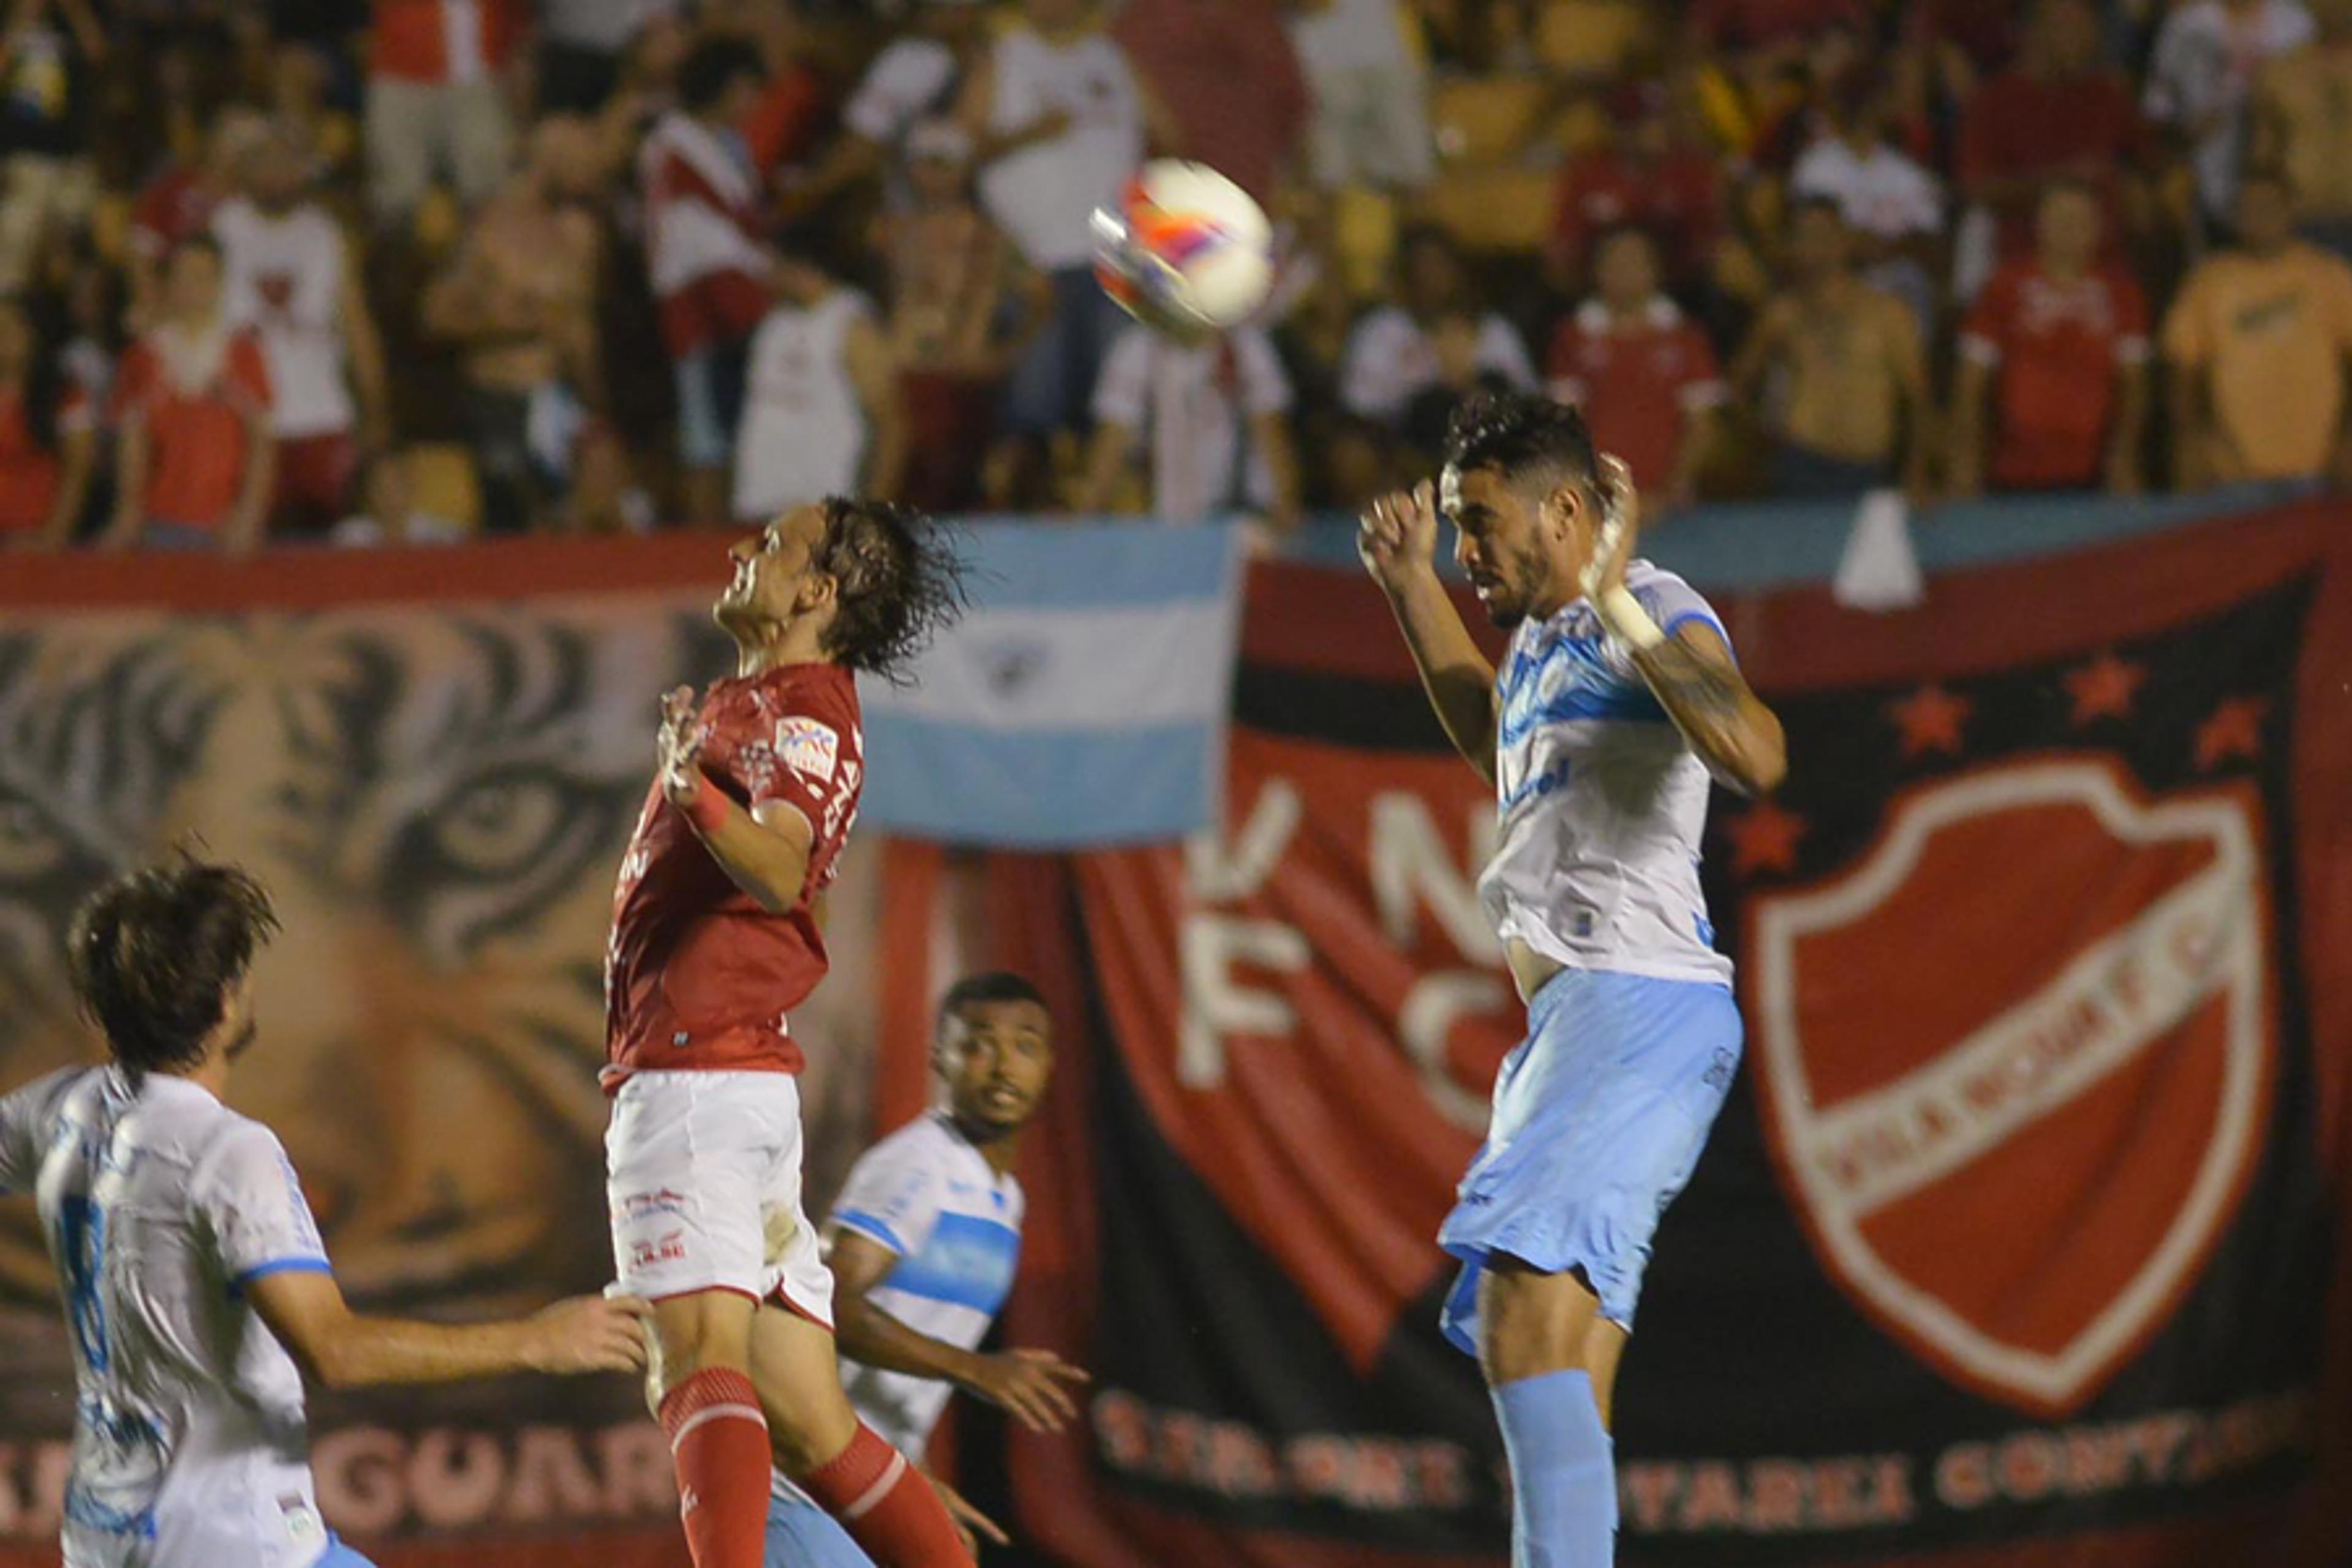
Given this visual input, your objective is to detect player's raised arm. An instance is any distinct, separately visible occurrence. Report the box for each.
[824,1228,1089,1434]
[248,1272,649,1390]
[1359,480,1499,786]
[1586,457,1786,797]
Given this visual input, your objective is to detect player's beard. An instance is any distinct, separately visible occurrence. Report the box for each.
[1482,552,1547,630]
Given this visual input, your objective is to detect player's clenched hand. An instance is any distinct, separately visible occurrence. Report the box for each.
[656,686,703,809]
[958,1348,1091,1434]
[526,1294,652,1375]
[1579,452,1640,602]
[924,1469,1011,1556]
[1357,480,1441,597]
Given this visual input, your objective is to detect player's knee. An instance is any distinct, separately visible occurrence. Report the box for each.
[765,1387,860,1479]
[1477,1259,1600,1387]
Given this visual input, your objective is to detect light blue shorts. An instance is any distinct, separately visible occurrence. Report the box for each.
[1438,967,1741,1352]
[766,1487,874,1568]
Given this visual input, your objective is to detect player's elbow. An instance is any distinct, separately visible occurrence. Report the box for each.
[1721,712,1789,797]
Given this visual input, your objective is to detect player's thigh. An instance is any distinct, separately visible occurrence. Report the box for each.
[767,1487,877,1568]
[652,1287,757,1385]
[1477,1254,1604,1388]
[748,1302,861,1477]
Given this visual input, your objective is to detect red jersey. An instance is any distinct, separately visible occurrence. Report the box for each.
[111,324,273,529]
[1546,298,1725,492]
[371,0,524,83]
[603,662,865,1088]
[0,382,89,535]
[1961,261,2149,491]
[1548,149,1721,284]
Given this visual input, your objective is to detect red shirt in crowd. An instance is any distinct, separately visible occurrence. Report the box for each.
[1546,298,1725,492]
[1549,148,1722,284]
[1956,69,2149,258]
[371,0,525,83]
[1691,0,1866,49]
[638,112,775,360]
[1114,0,1309,204]
[129,166,221,265]
[0,384,86,536]
[111,325,273,528]
[1961,260,2149,490]
[603,662,865,1089]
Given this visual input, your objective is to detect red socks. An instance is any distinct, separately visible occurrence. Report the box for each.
[659,1368,771,1568]
[801,1423,976,1567]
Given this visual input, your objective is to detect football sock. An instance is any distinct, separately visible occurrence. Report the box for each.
[661,1367,773,1568]
[1493,1368,1615,1567]
[801,1422,974,1567]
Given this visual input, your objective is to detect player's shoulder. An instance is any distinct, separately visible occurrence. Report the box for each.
[1626,560,1726,636]
[849,1112,958,1186]
[2,1065,104,1129]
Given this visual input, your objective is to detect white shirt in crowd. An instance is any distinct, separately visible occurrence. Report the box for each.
[0,1068,335,1568]
[846,36,960,147]
[1093,324,1293,523]
[1789,137,1943,242]
[976,25,1144,270]
[1339,306,1538,425]
[214,197,356,441]
[2145,0,2316,217]
[734,287,874,522]
[1287,0,1435,190]
[772,1112,1025,1507]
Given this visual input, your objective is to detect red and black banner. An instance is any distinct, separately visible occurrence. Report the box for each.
[987,506,2352,1568]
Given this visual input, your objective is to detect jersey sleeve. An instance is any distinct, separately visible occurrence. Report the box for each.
[739,678,861,857]
[828,1133,946,1258]
[1605,570,1730,679]
[0,1069,80,1195]
[195,1121,332,1286]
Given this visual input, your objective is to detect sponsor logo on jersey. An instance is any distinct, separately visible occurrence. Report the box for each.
[776,717,840,783]
[1751,760,2271,1416]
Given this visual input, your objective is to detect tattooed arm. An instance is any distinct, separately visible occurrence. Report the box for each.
[1587,454,1787,797]
[1625,621,1787,797]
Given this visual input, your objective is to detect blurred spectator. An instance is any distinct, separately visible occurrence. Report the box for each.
[421,115,605,533]
[1789,72,1943,328]
[639,33,773,526]
[2253,0,2352,257]
[957,0,1145,501]
[2144,0,2314,228]
[1286,0,1434,192]
[366,0,524,227]
[1731,197,1933,500]
[264,39,360,192]
[1689,0,1867,67]
[129,107,269,324]
[1548,80,1724,296]
[1341,224,1537,429]
[0,0,104,293]
[330,450,468,545]
[539,0,666,115]
[2163,167,2352,486]
[1546,227,1725,508]
[214,122,391,535]
[1950,183,2149,497]
[781,0,992,219]
[1079,321,1302,527]
[0,292,94,547]
[104,235,276,554]
[1115,0,1310,206]
[1905,0,2029,78]
[881,119,1044,512]
[733,254,905,522]
[728,3,827,179]
[1958,0,2150,266]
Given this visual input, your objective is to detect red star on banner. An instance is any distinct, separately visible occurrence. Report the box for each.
[1726,799,1807,877]
[2195,696,2270,771]
[2063,652,2147,726]
[1889,685,1972,758]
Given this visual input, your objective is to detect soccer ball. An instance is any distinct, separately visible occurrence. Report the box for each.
[1091,160,1274,337]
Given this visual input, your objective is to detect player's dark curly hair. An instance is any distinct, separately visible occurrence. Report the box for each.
[938,971,1047,1034]
[68,855,280,1081]
[813,496,970,683]
[1442,390,1599,497]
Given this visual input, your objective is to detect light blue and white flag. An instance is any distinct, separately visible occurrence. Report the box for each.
[858,519,1246,847]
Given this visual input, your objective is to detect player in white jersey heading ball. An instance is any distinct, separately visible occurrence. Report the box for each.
[1359,391,1786,1566]
[0,857,648,1568]
[764,971,1085,1566]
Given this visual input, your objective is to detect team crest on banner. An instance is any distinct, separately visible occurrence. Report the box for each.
[1752,759,2273,1417]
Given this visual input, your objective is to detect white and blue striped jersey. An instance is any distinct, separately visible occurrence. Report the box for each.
[772,1112,1023,1502]
[1479,560,1735,990]
[0,1067,334,1568]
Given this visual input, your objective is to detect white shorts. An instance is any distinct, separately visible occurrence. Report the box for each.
[605,1070,835,1325]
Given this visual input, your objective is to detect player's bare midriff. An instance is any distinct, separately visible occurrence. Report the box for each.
[1506,938,1565,1006]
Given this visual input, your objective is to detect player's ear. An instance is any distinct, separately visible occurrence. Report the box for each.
[1538,481,1582,542]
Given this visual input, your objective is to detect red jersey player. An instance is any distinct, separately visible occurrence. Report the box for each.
[604,497,971,1568]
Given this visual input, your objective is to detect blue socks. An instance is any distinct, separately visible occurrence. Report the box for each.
[1492,1369,1615,1567]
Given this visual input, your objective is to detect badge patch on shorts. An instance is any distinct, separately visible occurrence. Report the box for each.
[775,718,840,783]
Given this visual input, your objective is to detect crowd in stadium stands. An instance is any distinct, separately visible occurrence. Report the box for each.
[5,0,2352,550]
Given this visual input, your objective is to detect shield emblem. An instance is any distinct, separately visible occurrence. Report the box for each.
[1751,759,2272,1417]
